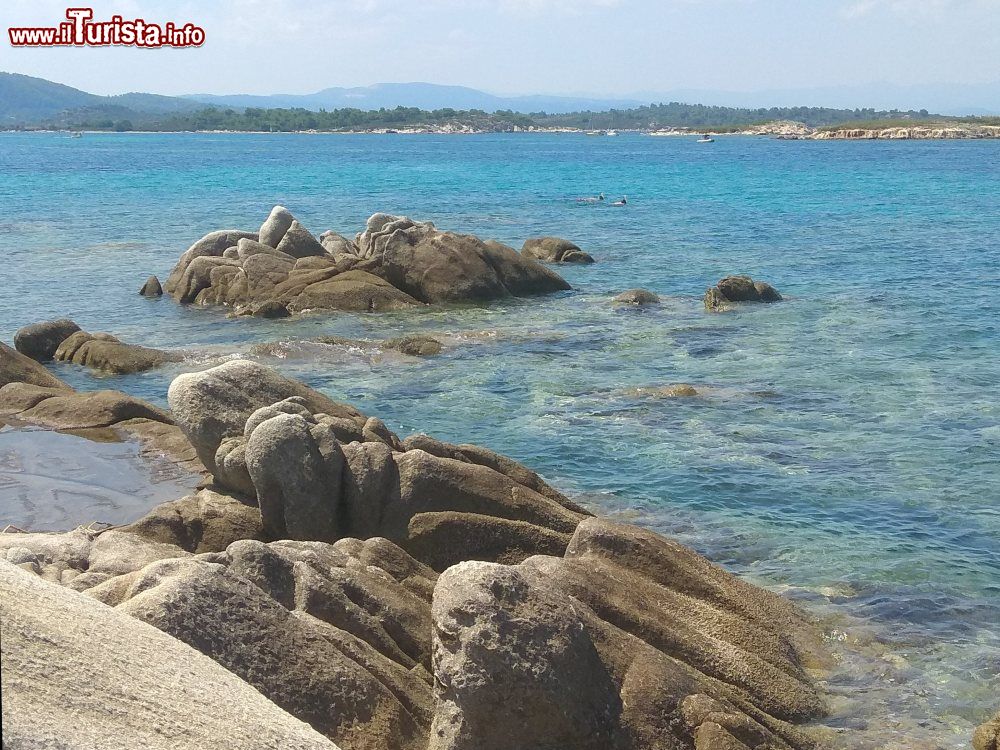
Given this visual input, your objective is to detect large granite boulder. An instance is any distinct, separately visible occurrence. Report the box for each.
[428,518,826,750]
[0,341,71,390]
[164,229,259,297]
[13,318,81,361]
[104,540,436,750]
[521,236,596,264]
[54,329,183,374]
[167,362,586,567]
[373,217,571,303]
[704,275,782,311]
[163,208,570,317]
[287,270,419,313]
[167,360,366,479]
[0,560,339,750]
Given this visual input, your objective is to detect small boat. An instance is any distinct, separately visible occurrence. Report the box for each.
[605,130,619,137]
[69,131,83,138]
[696,135,714,143]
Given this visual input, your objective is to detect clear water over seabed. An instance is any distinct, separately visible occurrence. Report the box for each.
[0,132,997,746]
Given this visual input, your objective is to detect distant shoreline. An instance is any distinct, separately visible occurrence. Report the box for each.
[5,122,1000,139]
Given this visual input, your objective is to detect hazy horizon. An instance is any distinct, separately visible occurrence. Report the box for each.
[2,0,999,113]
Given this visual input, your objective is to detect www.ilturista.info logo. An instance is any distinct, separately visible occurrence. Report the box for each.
[8,8,205,48]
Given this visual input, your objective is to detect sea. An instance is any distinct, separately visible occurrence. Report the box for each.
[1,131,997,747]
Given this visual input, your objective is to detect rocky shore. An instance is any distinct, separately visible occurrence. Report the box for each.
[1,351,830,750]
[2,208,996,749]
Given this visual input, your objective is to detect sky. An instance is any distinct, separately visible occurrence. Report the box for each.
[2,0,999,105]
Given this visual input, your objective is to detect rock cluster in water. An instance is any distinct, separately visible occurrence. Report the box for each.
[163,207,572,318]
[1,358,828,750]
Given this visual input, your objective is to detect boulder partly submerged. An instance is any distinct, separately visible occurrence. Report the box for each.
[13,318,82,362]
[13,319,181,374]
[613,288,661,306]
[54,328,183,374]
[163,207,570,318]
[1,341,71,391]
[705,275,782,311]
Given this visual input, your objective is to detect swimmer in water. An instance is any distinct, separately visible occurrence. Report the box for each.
[611,195,627,206]
[576,192,605,203]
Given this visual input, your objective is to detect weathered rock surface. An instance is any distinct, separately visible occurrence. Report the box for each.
[975,710,1000,750]
[167,362,585,565]
[54,329,183,374]
[428,518,826,750]
[168,360,365,479]
[13,318,82,361]
[522,236,596,264]
[704,275,782,311]
[163,208,570,317]
[613,288,661,306]
[0,560,340,750]
[0,342,71,390]
[139,274,163,297]
[108,539,436,750]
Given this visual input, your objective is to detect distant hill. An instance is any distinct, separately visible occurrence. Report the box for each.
[0,72,202,126]
[184,82,645,115]
[1,72,992,133]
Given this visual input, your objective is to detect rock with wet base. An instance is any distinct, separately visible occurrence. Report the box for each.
[428,518,826,750]
[139,275,163,297]
[53,329,183,374]
[13,318,82,361]
[704,275,782,311]
[163,207,570,317]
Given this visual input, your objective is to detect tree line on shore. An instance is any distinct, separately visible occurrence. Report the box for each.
[17,101,1000,133]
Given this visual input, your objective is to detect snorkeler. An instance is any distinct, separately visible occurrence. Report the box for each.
[611,195,627,206]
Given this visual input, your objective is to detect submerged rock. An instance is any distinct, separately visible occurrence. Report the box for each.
[522,236,596,264]
[13,318,82,361]
[386,335,443,356]
[613,288,661,306]
[705,275,782,311]
[163,207,570,318]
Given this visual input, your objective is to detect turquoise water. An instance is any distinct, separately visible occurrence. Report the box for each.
[1,131,998,745]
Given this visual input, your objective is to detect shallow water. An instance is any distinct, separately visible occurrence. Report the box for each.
[1,131,998,745]
[0,425,198,530]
